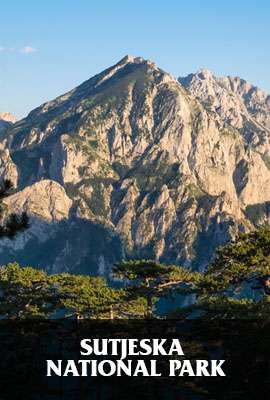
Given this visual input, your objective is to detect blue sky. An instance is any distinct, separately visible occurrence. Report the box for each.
[0,0,269,119]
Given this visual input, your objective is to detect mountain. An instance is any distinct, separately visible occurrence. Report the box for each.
[0,112,17,122]
[0,56,270,275]
[0,112,16,131]
[179,69,270,138]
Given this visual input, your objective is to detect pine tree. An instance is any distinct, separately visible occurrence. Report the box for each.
[0,179,29,238]
[113,260,201,318]
[49,273,126,319]
[0,263,55,318]
[0,263,128,319]
[174,228,270,319]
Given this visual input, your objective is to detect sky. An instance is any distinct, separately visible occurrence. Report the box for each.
[0,0,269,119]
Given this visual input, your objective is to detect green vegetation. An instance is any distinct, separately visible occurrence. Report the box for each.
[131,155,180,194]
[173,227,270,319]
[112,161,130,179]
[220,126,240,140]
[0,191,270,319]
[0,263,124,318]
[81,64,154,114]
[63,134,99,162]
[186,183,206,200]
[87,181,110,218]
[0,262,152,319]
[191,108,204,135]
[261,151,270,170]
[0,260,201,319]
[113,260,201,317]
[66,178,115,219]
[0,179,29,238]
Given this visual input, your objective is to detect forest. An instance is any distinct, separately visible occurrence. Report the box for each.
[0,179,269,320]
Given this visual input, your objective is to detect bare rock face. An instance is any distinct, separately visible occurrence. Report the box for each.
[0,113,18,184]
[0,147,18,186]
[1,57,270,273]
[4,179,72,221]
[0,180,71,266]
[218,76,270,130]
[0,179,122,274]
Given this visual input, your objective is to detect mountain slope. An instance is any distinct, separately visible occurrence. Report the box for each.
[0,112,18,186]
[1,57,270,274]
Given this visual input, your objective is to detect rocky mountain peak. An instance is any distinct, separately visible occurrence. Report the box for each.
[0,112,17,132]
[178,68,214,86]
[179,69,270,135]
[117,54,154,66]
[118,54,136,64]
[0,58,270,274]
[196,68,214,80]
[217,75,270,128]
[0,112,17,123]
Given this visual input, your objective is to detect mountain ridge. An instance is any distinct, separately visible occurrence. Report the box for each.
[0,112,16,133]
[0,56,270,275]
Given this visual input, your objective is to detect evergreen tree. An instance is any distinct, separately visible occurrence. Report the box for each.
[49,273,126,319]
[0,263,54,318]
[113,260,201,318]
[173,227,270,319]
[0,263,128,319]
[0,179,28,238]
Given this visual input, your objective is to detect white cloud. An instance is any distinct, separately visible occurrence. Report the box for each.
[0,46,37,54]
[20,46,37,54]
[0,46,15,53]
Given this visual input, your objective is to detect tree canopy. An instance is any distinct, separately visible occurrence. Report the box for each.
[113,259,201,317]
[0,263,146,319]
[172,228,270,319]
[1,225,270,319]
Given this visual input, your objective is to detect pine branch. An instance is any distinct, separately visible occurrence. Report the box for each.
[0,212,29,238]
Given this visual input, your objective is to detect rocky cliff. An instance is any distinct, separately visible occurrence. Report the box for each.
[0,56,269,274]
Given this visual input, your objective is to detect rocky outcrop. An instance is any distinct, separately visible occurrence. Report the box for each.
[0,113,18,183]
[0,146,18,186]
[4,179,72,221]
[0,57,269,273]
[0,112,16,132]
[0,112,17,123]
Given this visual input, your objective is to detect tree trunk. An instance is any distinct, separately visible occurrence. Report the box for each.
[110,305,114,320]
[146,294,153,318]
